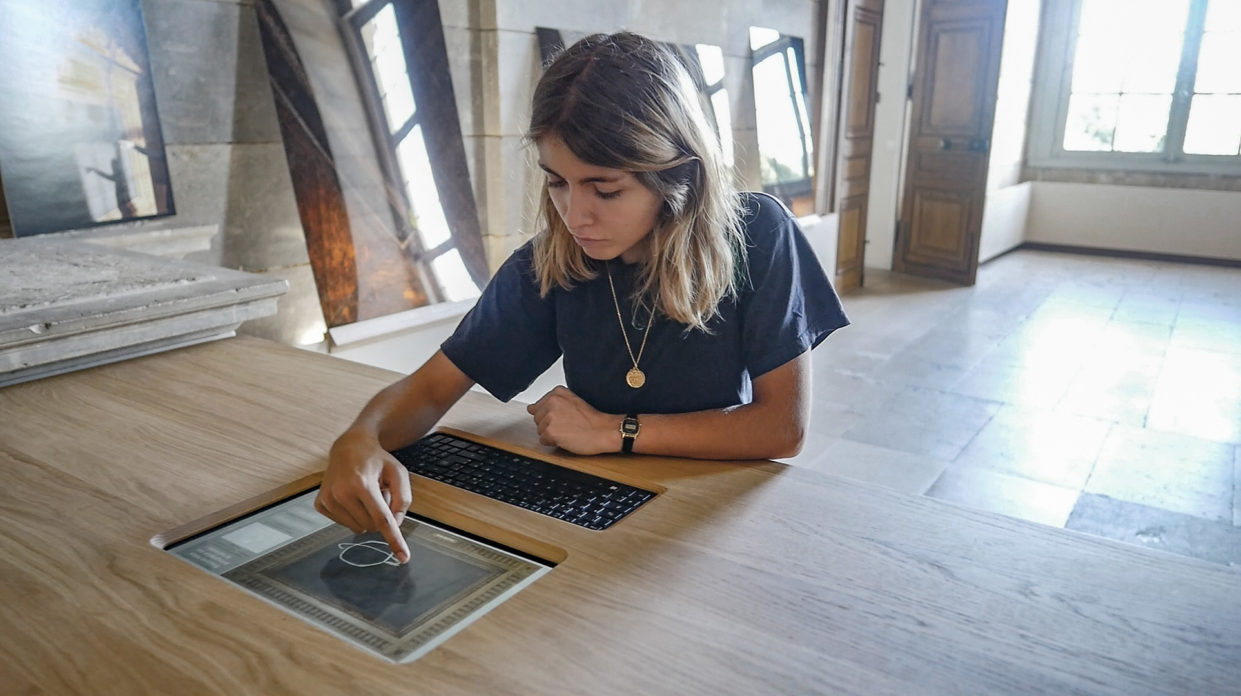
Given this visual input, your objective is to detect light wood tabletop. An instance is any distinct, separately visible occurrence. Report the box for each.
[1,336,1238,695]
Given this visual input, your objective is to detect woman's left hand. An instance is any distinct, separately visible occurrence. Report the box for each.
[526,386,620,454]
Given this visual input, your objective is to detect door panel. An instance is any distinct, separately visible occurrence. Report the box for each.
[894,0,1007,286]
[925,25,991,131]
[834,0,884,293]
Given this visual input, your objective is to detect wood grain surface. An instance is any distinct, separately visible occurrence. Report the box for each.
[1,336,1238,695]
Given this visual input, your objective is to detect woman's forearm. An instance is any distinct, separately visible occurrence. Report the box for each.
[343,351,476,451]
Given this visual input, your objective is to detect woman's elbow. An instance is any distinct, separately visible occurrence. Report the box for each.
[765,423,806,459]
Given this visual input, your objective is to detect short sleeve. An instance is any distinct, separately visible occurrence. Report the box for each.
[440,243,562,402]
[739,193,849,378]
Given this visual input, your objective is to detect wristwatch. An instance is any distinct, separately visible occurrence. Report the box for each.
[619,413,640,453]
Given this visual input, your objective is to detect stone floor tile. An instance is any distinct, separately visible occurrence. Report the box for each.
[1146,346,1241,445]
[795,439,951,495]
[925,465,1080,528]
[1235,447,1240,528]
[952,405,1111,489]
[1066,493,1241,570]
[1085,425,1234,521]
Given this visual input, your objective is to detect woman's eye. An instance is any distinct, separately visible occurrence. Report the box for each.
[595,189,621,200]
[547,179,567,189]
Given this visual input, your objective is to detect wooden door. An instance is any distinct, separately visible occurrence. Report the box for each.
[834,0,884,292]
[894,0,1006,285]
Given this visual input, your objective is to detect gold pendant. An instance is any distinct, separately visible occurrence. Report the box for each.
[625,367,646,389]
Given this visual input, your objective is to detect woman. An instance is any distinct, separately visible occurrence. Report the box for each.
[317,32,848,562]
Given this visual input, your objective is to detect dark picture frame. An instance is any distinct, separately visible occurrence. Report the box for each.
[0,0,174,237]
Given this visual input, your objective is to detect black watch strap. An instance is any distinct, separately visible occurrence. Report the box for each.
[619,413,640,453]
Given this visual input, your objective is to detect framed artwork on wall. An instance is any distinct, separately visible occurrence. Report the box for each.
[0,0,174,237]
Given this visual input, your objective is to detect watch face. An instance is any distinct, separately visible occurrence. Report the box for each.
[621,417,640,436]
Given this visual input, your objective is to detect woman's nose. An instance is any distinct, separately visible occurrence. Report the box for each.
[562,188,592,229]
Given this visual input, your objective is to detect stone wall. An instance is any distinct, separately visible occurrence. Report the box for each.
[449,0,825,270]
[25,0,824,348]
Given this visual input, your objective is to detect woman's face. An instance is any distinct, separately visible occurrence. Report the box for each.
[537,136,663,264]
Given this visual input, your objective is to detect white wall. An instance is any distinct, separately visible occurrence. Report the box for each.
[863,0,917,271]
[1026,182,1241,261]
[978,182,1030,262]
[977,0,1040,263]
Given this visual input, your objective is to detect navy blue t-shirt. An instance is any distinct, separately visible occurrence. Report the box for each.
[441,192,849,415]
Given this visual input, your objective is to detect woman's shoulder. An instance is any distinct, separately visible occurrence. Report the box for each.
[738,191,796,240]
[737,191,801,254]
[494,237,537,276]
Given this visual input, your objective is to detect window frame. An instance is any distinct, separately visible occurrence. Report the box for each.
[1027,0,1241,176]
[335,0,488,302]
[750,34,816,201]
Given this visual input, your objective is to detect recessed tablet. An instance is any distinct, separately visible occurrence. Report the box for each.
[166,490,552,663]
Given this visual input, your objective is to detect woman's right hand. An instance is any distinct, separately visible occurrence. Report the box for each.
[315,428,412,564]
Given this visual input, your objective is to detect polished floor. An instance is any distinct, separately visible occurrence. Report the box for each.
[785,248,1241,569]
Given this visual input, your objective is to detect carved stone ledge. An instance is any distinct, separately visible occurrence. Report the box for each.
[0,237,286,386]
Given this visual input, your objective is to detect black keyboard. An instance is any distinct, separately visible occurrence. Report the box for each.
[390,432,655,530]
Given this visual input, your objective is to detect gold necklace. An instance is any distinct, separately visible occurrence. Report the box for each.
[605,262,654,389]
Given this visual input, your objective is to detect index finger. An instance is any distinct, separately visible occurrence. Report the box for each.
[363,487,410,564]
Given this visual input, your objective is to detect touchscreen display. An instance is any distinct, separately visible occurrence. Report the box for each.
[167,490,551,663]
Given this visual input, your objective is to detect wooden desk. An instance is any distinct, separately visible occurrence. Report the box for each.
[1,337,1237,695]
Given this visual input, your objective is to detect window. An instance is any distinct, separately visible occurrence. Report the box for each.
[686,43,734,169]
[339,0,481,303]
[1028,0,1241,173]
[749,28,815,201]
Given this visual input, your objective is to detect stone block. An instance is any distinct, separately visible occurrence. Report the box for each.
[237,262,328,346]
[220,143,310,272]
[496,0,628,35]
[437,0,470,28]
[0,236,286,386]
[444,25,481,139]
[160,143,307,272]
[143,0,281,145]
[496,31,541,137]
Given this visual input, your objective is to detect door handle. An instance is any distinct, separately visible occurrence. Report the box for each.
[968,138,990,153]
[939,138,953,150]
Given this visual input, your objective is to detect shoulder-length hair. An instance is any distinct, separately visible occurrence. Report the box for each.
[526,31,745,332]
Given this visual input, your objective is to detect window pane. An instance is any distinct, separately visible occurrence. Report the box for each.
[1073,0,1186,94]
[695,44,725,86]
[376,54,415,129]
[1184,95,1241,155]
[1063,93,1117,151]
[395,125,451,249]
[361,5,416,130]
[787,46,814,177]
[1112,94,1170,152]
[1205,0,1241,32]
[711,89,734,167]
[430,249,479,302]
[360,4,398,57]
[1194,32,1241,94]
[1069,33,1126,93]
[749,27,780,51]
[753,53,808,184]
[1122,30,1182,94]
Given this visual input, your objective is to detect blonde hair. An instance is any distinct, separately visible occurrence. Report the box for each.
[526,32,745,332]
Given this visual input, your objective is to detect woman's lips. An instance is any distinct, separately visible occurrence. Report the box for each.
[571,235,607,248]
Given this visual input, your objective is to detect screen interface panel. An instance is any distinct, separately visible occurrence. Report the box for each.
[167,490,551,663]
